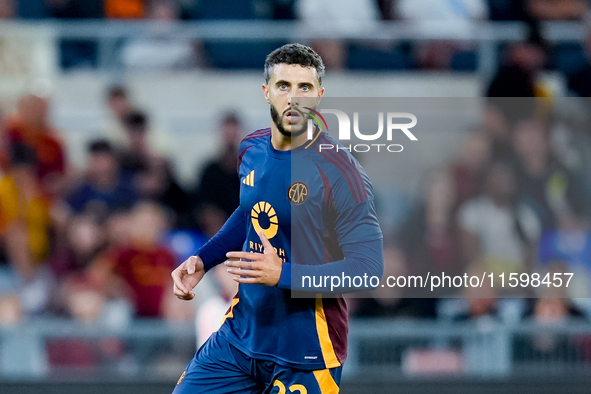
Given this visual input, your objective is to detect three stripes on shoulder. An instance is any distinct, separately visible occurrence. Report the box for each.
[243,170,255,187]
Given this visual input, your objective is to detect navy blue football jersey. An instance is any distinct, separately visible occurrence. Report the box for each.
[199,127,382,370]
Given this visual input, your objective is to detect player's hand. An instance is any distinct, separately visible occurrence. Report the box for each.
[171,255,205,300]
[225,230,283,286]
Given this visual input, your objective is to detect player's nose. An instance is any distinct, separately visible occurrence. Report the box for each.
[288,93,300,107]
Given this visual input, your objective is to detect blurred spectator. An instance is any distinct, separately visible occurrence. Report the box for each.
[482,104,513,162]
[538,226,591,305]
[92,202,179,318]
[59,275,109,323]
[455,282,499,322]
[104,86,171,158]
[458,161,541,280]
[533,297,582,322]
[549,106,591,200]
[106,86,134,130]
[511,118,586,229]
[487,39,549,99]
[399,171,460,276]
[104,0,144,19]
[486,31,554,146]
[193,112,243,236]
[0,144,53,316]
[527,0,588,20]
[104,209,132,247]
[49,214,105,281]
[66,139,138,218]
[48,223,129,372]
[5,94,67,198]
[47,214,107,315]
[120,0,199,70]
[136,158,192,227]
[393,0,488,69]
[0,0,15,18]
[352,246,437,318]
[515,297,585,359]
[539,231,591,273]
[112,108,191,225]
[0,144,51,283]
[117,110,162,175]
[450,130,491,207]
[0,294,21,326]
[196,264,238,346]
[451,263,522,323]
[400,131,491,280]
[486,25,553,127]
[296,0,380,70]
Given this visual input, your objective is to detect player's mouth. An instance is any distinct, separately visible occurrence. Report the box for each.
[284,109,303,124]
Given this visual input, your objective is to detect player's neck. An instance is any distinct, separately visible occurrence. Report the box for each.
[270,124,308,151]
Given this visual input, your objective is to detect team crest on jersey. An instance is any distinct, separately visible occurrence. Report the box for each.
[288,182,308,205]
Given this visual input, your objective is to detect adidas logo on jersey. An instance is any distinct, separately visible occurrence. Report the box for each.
[242,170,255,187]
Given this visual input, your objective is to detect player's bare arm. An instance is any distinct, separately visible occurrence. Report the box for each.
[171,255,205,300]
[225,230,283,286]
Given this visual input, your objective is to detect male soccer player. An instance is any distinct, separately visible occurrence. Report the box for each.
[171,43,383,394]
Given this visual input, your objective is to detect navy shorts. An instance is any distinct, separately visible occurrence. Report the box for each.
[173,332,342,394]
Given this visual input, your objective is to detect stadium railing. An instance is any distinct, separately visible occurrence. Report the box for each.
[1,317,590,381]
[0,20,586,77]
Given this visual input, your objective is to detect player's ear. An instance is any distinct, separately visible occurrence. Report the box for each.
[316,87,325,105]
[262,84,271,104]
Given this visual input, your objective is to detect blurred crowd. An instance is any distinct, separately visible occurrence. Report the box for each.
[0,87,246,368]
[355,96,591,328]
[1,0,587,23]
[351,89,591,363]
[1,0,591,71]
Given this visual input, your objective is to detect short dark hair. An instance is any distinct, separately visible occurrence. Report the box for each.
[107,85,127,101]
[264,43,325,86]
[10,143,37,167]
[123,110,148,133]
[88,139,114,155]
[221,111,240,127]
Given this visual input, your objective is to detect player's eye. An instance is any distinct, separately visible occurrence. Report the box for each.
[279,83,289,90]
[301,85,311,92]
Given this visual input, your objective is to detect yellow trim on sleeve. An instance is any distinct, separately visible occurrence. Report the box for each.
[217,297,239,329]
[305,129,322,149]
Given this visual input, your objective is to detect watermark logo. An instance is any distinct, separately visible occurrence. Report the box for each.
[303,107,328,134]
[305,108,417,153]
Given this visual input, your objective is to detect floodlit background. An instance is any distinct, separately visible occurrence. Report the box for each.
[1,1,591,393]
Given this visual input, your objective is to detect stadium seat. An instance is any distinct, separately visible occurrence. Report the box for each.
[346,43,414,70]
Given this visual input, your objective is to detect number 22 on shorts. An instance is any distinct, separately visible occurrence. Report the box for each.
[274,379,308,394]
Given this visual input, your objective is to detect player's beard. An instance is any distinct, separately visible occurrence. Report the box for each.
[270,104,307,138]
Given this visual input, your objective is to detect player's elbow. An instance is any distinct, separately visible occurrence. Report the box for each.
[362,238,384,280]
[366,254,384,281]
